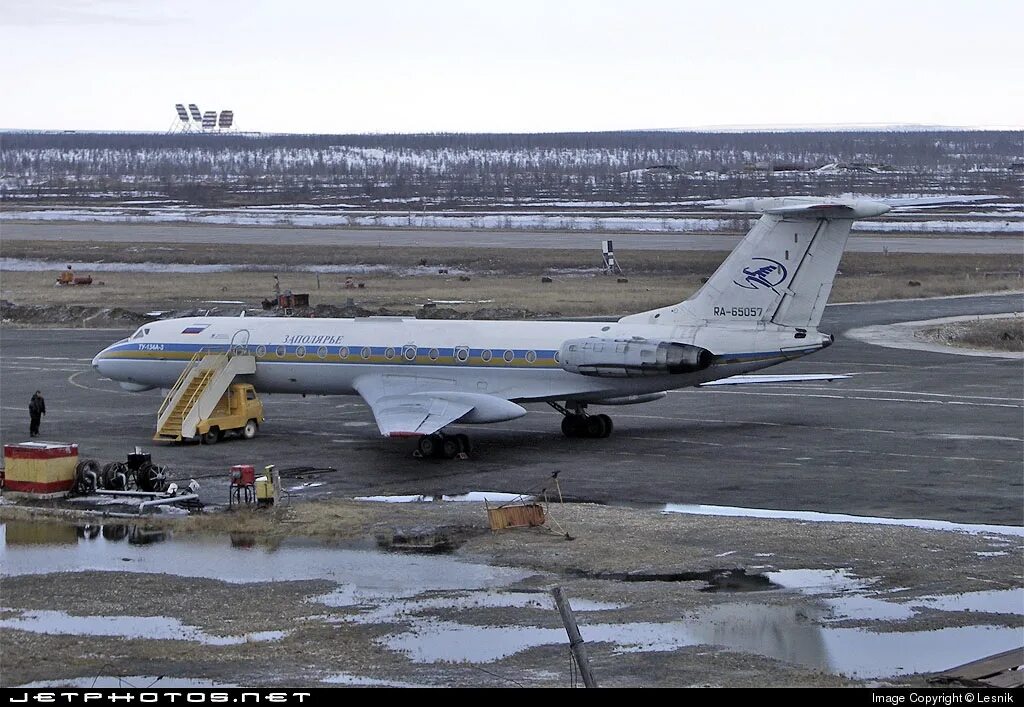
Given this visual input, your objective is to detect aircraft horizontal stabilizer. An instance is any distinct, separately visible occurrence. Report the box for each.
[698,373,852,387]
[880,195,1004,208]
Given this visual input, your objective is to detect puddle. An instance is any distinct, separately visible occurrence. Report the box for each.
[769,569,919,622]
[3,521,1021,681]
[0,522,531,592]
[366,567,1023,677]
[286,482,326,492]
[374,524,486,554]
[18,676,237,688]
[3,521,170,547]
[912,590,1024,615]
[0,609,286,645]
[663,504,1024,537]
[768,568,1024,622]
[381,608,1021,678]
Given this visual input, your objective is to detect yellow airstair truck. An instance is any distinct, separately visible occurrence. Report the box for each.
[153,348,265,444]
[195,383,264,444]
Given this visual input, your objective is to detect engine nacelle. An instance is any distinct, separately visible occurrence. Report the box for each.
[558,337,713,378]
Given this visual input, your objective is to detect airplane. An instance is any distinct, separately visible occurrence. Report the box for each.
[92,196,890,458]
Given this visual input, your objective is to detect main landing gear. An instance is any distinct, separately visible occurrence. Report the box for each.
[549,402,613,439]
[416,432,472,460]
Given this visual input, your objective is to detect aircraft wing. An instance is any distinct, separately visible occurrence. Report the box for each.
[699,373,852,387]
[353,375,525,437]
[363,394,474,437]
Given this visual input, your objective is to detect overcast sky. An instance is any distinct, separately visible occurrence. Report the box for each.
[2,0,1021,133]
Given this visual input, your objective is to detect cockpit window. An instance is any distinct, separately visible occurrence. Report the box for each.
[130,327,151,340]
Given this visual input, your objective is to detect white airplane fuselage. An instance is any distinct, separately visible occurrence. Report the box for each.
[93,196,890,441]
[92,315,830,404]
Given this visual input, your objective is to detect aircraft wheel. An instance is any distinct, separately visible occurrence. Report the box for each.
[597,414,613,438]
[417,434,440,458]
[455,433,471,456]
[441,436,460,459]
[242,420,258,440]
[561,415,584,438]
[201,428,219,445]
[585,415,606,438]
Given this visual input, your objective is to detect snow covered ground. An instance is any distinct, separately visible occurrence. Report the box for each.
[2,207,1020,234]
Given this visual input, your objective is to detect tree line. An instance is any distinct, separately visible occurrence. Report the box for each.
[1,130,1019,206]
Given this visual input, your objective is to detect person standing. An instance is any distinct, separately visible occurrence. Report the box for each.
[29,390,45,437]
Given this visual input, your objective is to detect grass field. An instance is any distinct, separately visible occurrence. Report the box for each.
[920,316,1024,352]
[2,241,1021,319]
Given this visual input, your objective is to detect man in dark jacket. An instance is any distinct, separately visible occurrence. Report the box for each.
[29,391,45,437]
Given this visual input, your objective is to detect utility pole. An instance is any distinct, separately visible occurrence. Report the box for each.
[552,586,598,688]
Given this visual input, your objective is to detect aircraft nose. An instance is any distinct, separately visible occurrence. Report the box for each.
[92,347,111,375]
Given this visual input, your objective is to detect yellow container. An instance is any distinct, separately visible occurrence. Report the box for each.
[255,476,274,502]
[3,442,78,498]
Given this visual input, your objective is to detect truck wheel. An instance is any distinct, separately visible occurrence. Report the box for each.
[243,420,258,440]
[201,428,219,445]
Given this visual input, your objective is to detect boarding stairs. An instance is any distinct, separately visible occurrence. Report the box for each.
[154,349,256,442]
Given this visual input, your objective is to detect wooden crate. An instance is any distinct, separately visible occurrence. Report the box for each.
[487,503,546,530]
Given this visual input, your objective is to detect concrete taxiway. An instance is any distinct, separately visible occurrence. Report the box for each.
[2,221,1022,254]
[1,293,1021,525]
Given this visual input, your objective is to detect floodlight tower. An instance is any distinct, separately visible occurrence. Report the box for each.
[188,104,203,131]
[171,104,191,133]
[201,110,217,131]
[218,110,234,132]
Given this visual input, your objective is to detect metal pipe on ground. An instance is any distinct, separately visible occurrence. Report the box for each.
[94,489,168,498]
[138,494,199,514]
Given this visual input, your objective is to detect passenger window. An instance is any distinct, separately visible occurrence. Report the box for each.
[255,345,267,358]
[481,350,492,362]
[384,347,395,360]
[296,346,306,358]
[455,347,469,363]
[503,350,514,362]
[525,351,536,363]
[276,345,286,358]
[317,346,328,359]
[403,346,417,361]
[339,347,350,359]
[361,347,371,359]
[428,348,439,361]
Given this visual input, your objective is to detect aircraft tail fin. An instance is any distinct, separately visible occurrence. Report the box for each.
[621,197,889,329]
